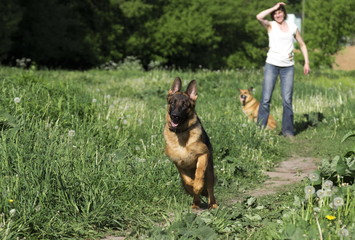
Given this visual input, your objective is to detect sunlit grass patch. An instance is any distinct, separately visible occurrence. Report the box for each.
[0,66,354,239]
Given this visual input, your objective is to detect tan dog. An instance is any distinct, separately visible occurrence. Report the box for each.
[164,77,217,209]
[239,88,277,130]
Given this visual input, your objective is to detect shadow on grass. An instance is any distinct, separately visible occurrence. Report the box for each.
[294,112,325,135]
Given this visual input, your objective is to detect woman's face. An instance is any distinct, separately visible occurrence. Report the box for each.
[273,10,285,23]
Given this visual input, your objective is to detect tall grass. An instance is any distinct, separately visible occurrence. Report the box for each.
[0,66,354,239]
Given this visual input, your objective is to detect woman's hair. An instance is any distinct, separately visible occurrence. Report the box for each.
[270,5,287,21]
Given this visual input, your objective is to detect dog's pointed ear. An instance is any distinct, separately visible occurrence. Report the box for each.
[168,77,182,95]
[248,87,254,92]
[186,80,198,101]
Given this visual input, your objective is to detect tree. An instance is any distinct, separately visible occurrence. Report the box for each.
[303,0,355,67]
[10,0,124,69]
[112,0,160,67]
[151,0,219,69]
[0,0,22,62]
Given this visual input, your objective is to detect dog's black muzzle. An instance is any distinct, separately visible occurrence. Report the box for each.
[240,95,247,105]
[170,111,187,124]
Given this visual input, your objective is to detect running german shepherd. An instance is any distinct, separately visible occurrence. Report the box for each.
[239,87,277,130]
[164,77,217,209]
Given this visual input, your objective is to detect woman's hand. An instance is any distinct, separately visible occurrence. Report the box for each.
[304,63,311,75]
[273,2,286,10]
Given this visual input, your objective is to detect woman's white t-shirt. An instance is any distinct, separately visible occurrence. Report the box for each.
[266,21,298,67]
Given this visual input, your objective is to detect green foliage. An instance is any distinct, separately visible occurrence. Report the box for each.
[276,178,355,240]
[152,0,219,68]
[0,0,22,61]
[342,131,355,154]
[319,156,355,182]
[9,0,124,68]
[304,0,355,67]
[318,131,355,183]
[150,212,219,239]
[1,0,355,69]
[273,131,355,240]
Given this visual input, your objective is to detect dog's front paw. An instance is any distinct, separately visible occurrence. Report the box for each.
[191,203,200,209]
[209,203,218,209]
[193,179,204,195]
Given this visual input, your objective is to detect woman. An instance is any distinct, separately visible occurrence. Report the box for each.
[256,2,310,137]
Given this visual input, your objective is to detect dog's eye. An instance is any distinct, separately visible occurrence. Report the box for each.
[183,101,190,108]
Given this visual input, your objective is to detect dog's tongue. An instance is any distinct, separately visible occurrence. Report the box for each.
[171,121,179,128]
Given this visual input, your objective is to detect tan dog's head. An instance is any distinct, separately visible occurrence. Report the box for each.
[239,87,254,106]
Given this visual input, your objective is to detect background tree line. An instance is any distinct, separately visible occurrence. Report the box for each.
[0,0,354,70]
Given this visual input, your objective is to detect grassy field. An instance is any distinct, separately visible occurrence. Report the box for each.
[0,65,354,239]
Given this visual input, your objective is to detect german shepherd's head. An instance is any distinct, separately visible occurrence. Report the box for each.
[166,77,198,132]
[239,87,254,106]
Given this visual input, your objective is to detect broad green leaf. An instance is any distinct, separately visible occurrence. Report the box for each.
[336,158,347,175]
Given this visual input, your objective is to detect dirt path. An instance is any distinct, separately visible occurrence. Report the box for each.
[101,237,125,240]
[226,154,320,206]
[247,155,319,197]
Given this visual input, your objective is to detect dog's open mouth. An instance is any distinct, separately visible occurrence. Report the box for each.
[240,95,247,104]
[169,115,185,129]
[170,120,179,128]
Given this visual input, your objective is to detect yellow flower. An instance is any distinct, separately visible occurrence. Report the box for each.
[326,215,336,220]
[8,199,14,203]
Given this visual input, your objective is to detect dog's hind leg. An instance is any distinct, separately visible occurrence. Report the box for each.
[207,187,217,209]
[205,169,218,209]
[192,195,201,209]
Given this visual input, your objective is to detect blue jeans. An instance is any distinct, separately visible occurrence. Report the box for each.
[258,63,295,136]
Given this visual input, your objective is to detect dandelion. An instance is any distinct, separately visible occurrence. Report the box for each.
[332,186,338,194]
[136,158,146,163]
[322,180,333,190]
[313,207,321,213]
[35,205,42,212]
[316,190,325,199]
[339,228,349,237]
[9,209,16,217]
[333,197,344,208]
[122,119,128,125]
[68,130,76,137]
[324,189,332,197]
[304,186,315,198]
[308,172,320,182]
[276,220,283,224]
[8,199,14,203]
[92,98,97,103]
[242,123,247,128]
[326,215,336,220]
[14,97,21,103]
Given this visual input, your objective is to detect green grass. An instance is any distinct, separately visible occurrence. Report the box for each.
[0,66,354,239]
